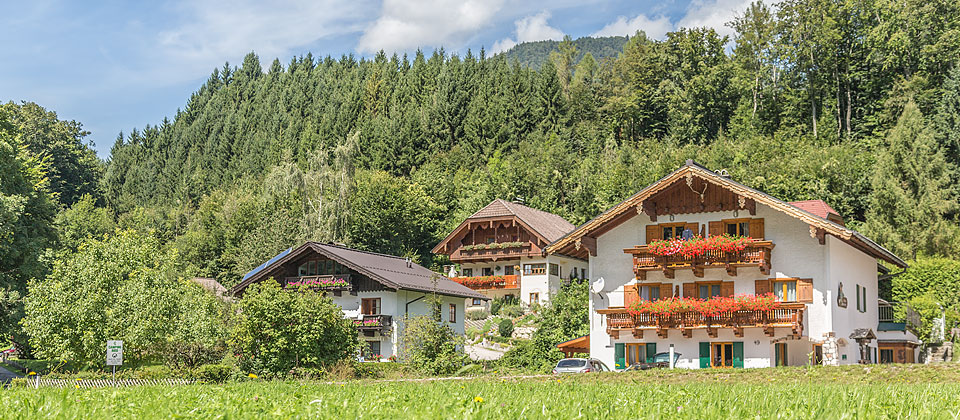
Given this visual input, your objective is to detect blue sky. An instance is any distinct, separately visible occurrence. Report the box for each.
[0,0,751,158]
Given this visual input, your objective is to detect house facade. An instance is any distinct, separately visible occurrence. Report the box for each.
[547,161,919,369]
[433,199,588,310]
[228,242,486,360]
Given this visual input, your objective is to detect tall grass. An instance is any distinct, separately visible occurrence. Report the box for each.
[2,376,959,419]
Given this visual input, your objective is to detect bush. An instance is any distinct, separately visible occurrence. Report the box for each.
[490,296,519,316]
[399,314,468,375]
[466,309,489,320]
[499,304,524,318]
[498,319,514,338]
[193,364,235,383]
[499,279,589,372]
[231,279,360,375]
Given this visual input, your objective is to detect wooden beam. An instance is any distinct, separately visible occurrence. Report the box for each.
[632,329,644,339]
[682,328,692,338]
[658,328,669,339]
[664,267,675,279]
[764,326,775,337]
[643,201,658,222]
[746,197,757,215]
[726,264,737,277]
[733,326,744,338]
[608,329,620,339]
[579,235,598,257]
[707,327,718,338]
[693,266,704,278]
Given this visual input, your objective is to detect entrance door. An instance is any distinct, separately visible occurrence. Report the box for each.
[775,342,788,366]
[712,343,733,368]
[813,344,823,365]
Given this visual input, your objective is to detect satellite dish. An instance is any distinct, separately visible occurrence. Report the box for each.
[591,277,605,294]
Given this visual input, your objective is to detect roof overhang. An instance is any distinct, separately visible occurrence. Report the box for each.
[432,215,550,255]
[546,161,907,268]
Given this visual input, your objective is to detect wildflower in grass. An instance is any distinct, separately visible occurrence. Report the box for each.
[248,373,258,379]
[474,396,484,403]
[75,384,80,389]
[28,371,36,376]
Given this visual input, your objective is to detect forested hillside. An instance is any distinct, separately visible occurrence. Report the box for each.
[498,36,628,69]
[5,0,960,304]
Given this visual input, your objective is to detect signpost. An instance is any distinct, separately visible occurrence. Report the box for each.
[106,340,123,385]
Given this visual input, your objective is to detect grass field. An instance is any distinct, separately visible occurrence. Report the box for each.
[2,365,960,419]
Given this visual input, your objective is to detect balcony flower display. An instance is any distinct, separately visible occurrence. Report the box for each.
[461,241,527,251]
[628,294,780,317]
[354,318,382,327]
[459,275,508,288]
[287,276,350,289]
[647,235,754,258]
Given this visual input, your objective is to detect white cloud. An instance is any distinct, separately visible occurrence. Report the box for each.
[677,0,753,39]
[356,0,505,53]
[491,11,565,54]
[156,0,371,80]
[591,14,673,40]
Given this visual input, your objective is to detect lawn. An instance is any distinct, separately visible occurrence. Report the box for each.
[2,365,959,419]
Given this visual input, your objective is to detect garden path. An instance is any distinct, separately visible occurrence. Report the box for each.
[0,364,21,385]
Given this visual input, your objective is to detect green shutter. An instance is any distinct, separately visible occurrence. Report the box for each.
[732,342,744,368]
[615,343,625,370]
[774,343,781,367]
[856,284,861,312]
[645,343,657,363]
[699,342,710,368]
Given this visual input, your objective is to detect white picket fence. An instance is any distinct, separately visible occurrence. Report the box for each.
[18,377,194,389]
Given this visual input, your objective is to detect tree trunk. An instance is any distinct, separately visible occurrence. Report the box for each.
[809,49,818,138]
[845,79,852,139]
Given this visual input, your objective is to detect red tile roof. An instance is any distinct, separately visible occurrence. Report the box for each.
[788,200,840,220]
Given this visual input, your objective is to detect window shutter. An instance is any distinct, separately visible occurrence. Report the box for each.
[361,299,370,315]
[721,281,735,297]
[732,342,744,368]
[774,343,782,367]
[659,283,673,299]
[797,278,813,303]
[645,343,657,363]
[682,283,696,298]
[861,286,867,313]
[623,284,638,308]
[708,221,723,237]
[699,342,711,368]
[856,284,861,312]
[755,279,771,296]
[684,223,699,236]
[748,218,764,239]
[645,225,661,244]
[615,343,625,370]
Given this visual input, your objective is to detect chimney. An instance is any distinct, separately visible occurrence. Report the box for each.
[405,257,412,268]
[715,169,731,179]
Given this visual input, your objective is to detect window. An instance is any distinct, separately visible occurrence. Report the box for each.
[482,267,494,276]
[880,348,894,364]
[725,220,749,236]
[486,236,495,244]
[711,343,734,368]
[523,264,546,275]
[462,268,473,277]
[661,224,686,240]
[856,284,867,312]
[549,263,560,276]
[529,292,540,304]
[773,280,797,302]
[639,285,660,301]
[471,298,483,306]
[361,298,381,315]
[365,341,381,358]
[298,259,344,276]
[775,343,788,367]
[504,265,515,275]
[449,304,457,323]
[699,283,722,299]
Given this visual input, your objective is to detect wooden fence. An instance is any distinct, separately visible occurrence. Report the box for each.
[10,377,194,389]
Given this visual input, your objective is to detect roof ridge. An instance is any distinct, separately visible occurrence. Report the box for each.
[311,241,411,261]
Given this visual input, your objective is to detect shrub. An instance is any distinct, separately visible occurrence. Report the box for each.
[466,309,490,320]
[231,279,360,375]
[193,364,235,383]
[399,314,468,375]
[500,304,524,318]
[500,279,589,372]
[498,319,514,338]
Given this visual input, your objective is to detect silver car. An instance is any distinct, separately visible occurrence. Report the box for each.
[552,358,611,374]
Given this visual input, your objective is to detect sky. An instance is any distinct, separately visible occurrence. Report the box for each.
[0,0,752,158]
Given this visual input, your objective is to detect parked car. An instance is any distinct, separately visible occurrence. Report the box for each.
[552,358,611,374]
[625,352,682,371]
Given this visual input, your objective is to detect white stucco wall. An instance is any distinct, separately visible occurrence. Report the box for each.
[587,200,885,368]
[332,289,465,359]
[460,254,587,307]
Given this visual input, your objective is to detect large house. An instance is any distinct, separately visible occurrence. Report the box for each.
[547,161,919,369]
[433,199,588,309]
[228,242,486,360]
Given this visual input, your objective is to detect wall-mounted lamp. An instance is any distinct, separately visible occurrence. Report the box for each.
[669,214,675,221]
[754,340,761,345]
[733,209,739,217]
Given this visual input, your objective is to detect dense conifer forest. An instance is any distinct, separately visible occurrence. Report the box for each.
[3,0,960,347]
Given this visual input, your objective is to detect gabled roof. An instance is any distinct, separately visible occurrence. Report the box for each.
[432,199,575,254]
[229,242,487,299]
[546,160,907,268]
[190,277,231,302]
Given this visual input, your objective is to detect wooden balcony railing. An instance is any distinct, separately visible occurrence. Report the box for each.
[625,241,774,279]
[452,274,519,290]
[284,274,352,293]
[354,314,392,331]
[598,302,804,339]
[454,242,535,262]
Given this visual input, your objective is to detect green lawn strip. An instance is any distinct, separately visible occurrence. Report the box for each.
[1,376,958,419]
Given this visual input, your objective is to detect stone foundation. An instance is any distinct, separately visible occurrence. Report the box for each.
[822,332,841,366]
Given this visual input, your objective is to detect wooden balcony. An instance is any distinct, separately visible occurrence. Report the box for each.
[453,242,537,262]
[354,314,392,332]
[598,302,804,339]
[452,274,519,290]
[284,274,353,295]
[624,241,774,280]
